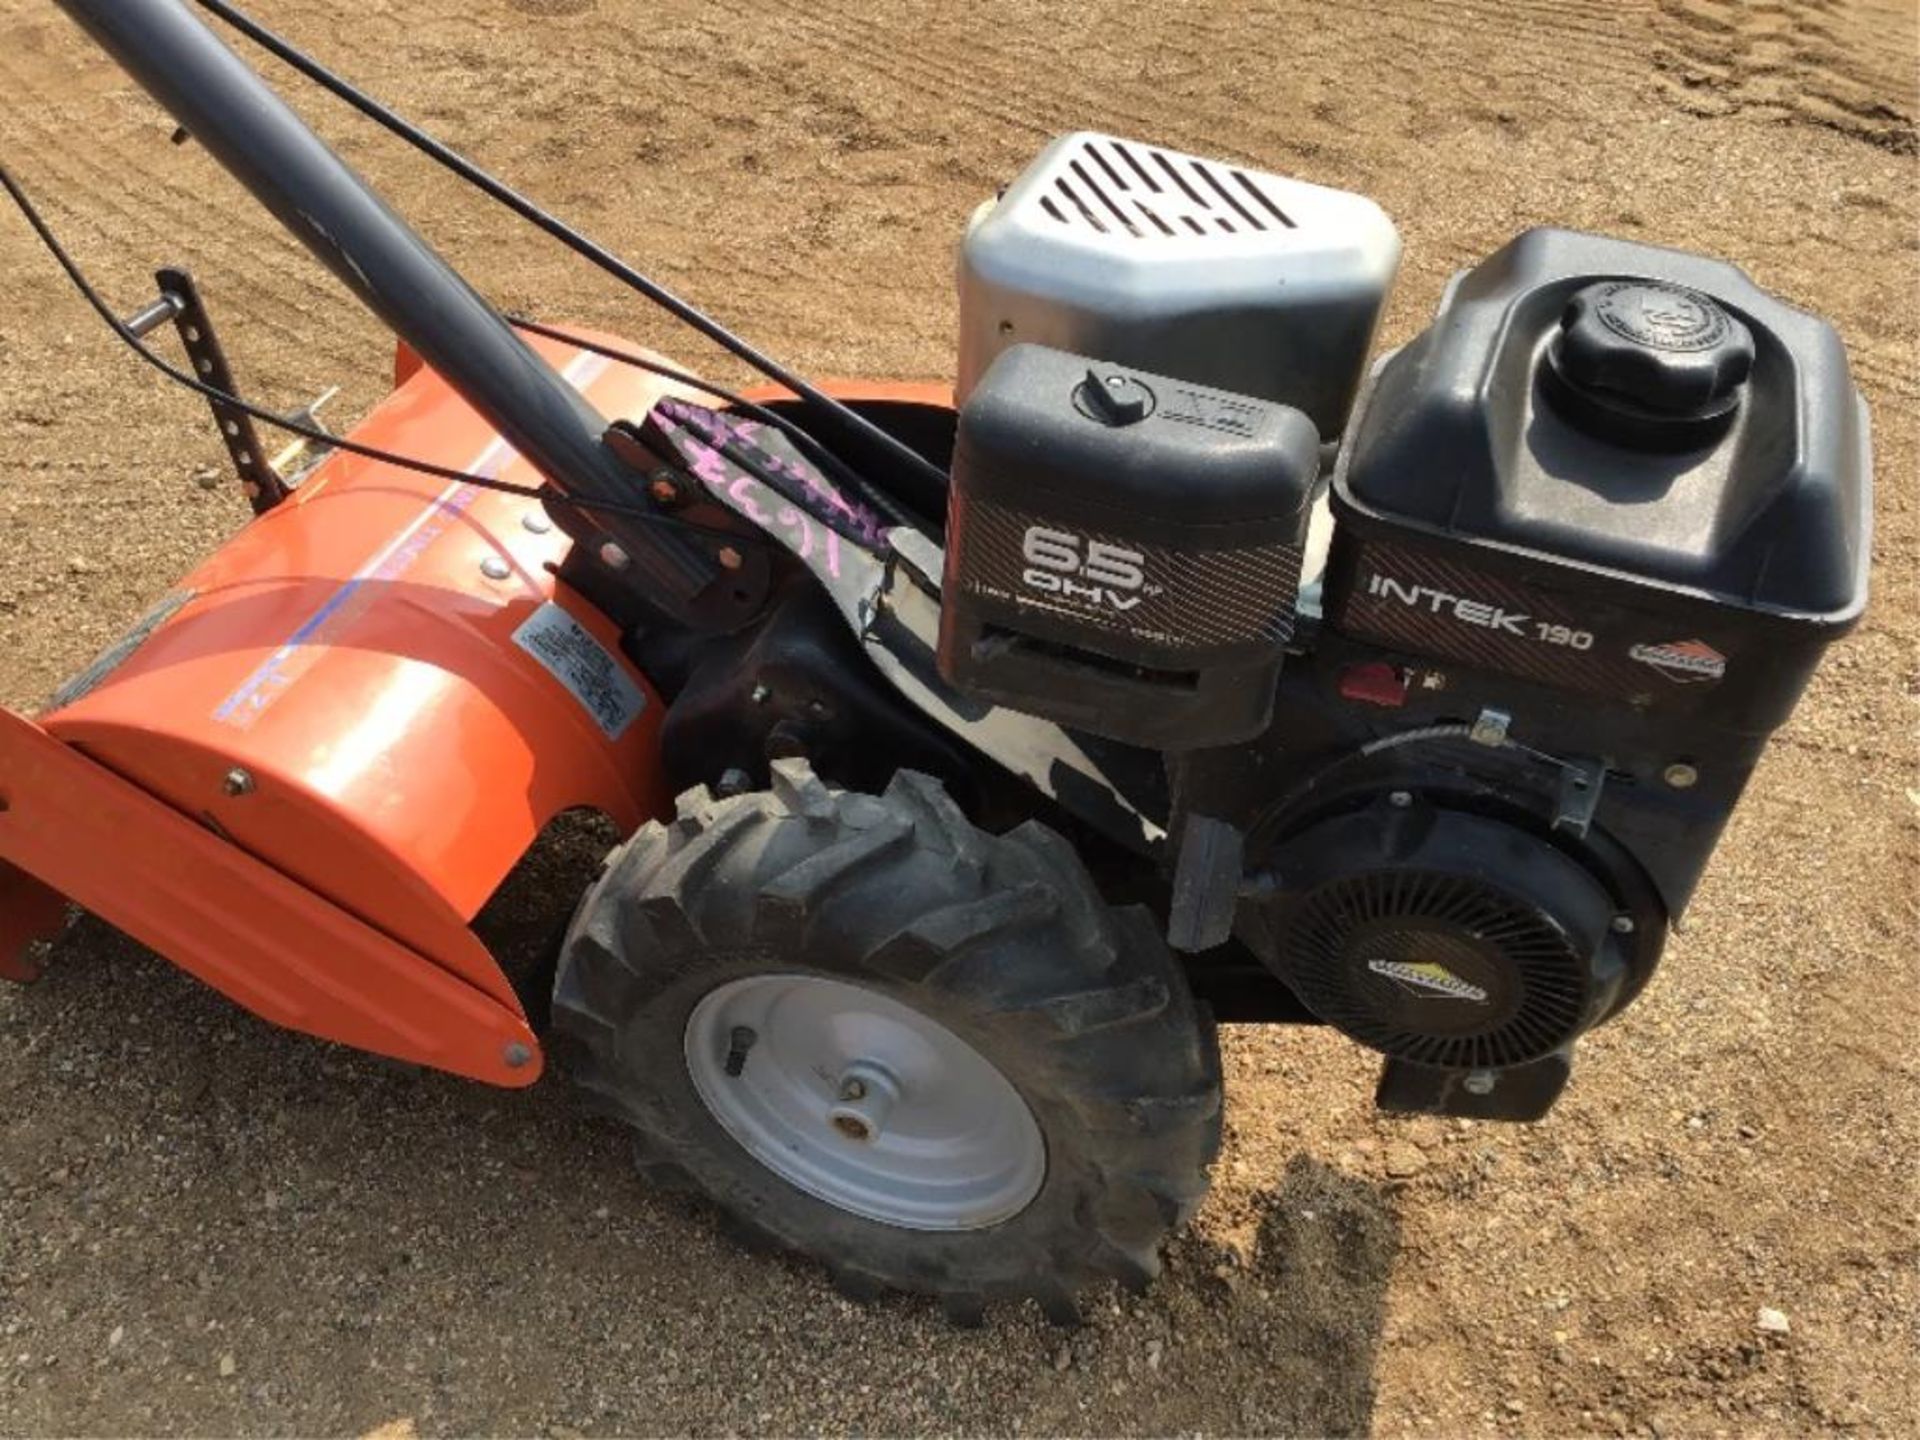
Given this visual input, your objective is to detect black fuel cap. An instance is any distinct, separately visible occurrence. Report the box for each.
[1548,280,1755,448]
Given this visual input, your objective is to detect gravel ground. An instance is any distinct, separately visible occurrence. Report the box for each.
[1,0,1916,1434]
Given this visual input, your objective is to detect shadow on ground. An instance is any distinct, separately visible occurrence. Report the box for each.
[0,825,1397,1435]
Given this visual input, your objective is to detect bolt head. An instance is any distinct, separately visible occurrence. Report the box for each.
[521,511,552,535]
[503,1042,533,1069]
[749,683,771,705]
[1462,1071,1497,1096]
[838,1077,868,1102]
[649,477,680,504]
[598,541,631,572]
[1663,763,1700,789]
[479,555,511,581]
[716,545,744,572]
[222,767,255,798]
[1388,790,1414,809]
[1611,915,1636,934]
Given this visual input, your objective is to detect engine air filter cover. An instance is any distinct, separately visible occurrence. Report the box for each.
[1261,805,1625,1070]
[957,132,1401,436]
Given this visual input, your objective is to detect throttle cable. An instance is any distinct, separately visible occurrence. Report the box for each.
[3,161,793,542]
[189,0,942,526]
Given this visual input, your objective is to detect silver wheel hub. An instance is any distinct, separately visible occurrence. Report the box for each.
[684,974,1046,1231]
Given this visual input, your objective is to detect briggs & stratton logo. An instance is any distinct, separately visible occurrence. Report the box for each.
[1627,638,1727,684]
[1366,958,1489,1004]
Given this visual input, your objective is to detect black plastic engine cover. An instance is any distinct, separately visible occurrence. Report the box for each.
[939,343,1321,749]
[1326,227,1871,735]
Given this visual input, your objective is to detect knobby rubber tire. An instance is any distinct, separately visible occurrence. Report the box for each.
[550,759,1222,1321]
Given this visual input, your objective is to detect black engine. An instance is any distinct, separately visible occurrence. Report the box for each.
[934,213,1871,1120]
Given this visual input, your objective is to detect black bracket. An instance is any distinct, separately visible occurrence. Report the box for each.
[1167,813,1245,953]
[1376,1047,1574,1122]
[1551,757,1607,838]
[124,266,289,515]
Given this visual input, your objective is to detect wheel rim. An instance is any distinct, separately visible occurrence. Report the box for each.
[683,974,1046,1231]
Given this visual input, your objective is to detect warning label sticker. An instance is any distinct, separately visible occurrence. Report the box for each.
[511,602,646,740]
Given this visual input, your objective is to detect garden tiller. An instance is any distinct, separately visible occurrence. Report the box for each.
[0,0,1872,1318]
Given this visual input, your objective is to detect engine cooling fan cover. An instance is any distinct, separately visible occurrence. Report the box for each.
[1262,805,1624,1070]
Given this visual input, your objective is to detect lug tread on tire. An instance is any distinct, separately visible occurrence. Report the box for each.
[768,755,838,827]
[882,768,989,881]
[863,882,1059,986]
[756,814,914,936]
[551,759,1222,1320]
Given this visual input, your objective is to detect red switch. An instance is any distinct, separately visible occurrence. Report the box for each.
[1338,660,1409,708]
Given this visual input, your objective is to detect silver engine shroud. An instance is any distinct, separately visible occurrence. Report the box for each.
[957,132,1403,437]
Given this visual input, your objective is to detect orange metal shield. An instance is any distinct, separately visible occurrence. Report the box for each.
[1,334,690,1084]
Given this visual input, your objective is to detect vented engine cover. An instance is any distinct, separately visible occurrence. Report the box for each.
[957,132,1401,437]
[1258,805,1630,1071]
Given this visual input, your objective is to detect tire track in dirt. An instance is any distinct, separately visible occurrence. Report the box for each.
[0,17,579,438]
[0,126,348,367]
[0,47,380,387]
[1651,0,1917,152]
[702,0,1060,142]
[6,0,649,374]
[0,21,350,306]
[731,0,1830,195]
[1851,343,1920,406]
[229,3,949,359]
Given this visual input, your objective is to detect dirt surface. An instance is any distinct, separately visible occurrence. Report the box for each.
[1,0,1916,1435]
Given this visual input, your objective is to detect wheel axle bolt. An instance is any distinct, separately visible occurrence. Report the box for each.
[828,1063,897,1144]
